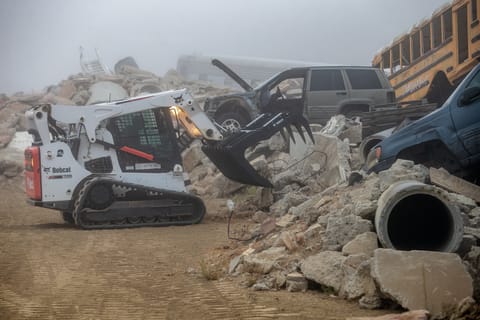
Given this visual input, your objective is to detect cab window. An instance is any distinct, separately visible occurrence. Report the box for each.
[310,70,345,91]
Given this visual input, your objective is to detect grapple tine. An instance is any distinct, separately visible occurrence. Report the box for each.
[279,128,288,144]
[285,124,295,143]
[293,121,307,143]
[299,116,315,143]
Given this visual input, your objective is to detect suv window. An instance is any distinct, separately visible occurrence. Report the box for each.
[310,70,345,91]
[269,77,304,99]
[346,69,382,89]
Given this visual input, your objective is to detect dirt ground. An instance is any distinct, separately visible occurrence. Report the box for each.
[0,177,391,320]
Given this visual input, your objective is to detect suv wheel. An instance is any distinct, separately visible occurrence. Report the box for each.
[215,111,248,133]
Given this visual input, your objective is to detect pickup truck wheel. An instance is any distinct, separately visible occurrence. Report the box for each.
[215,111,248,133]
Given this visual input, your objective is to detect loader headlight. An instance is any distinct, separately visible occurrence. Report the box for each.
[366,146,381,170]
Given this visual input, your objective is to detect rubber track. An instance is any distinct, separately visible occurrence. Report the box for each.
[72,176,205,229]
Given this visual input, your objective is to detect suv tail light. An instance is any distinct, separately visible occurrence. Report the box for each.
[387,91,396,103]
[24,146,41,200]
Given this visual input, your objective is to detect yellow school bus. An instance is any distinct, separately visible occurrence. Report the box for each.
[372,0,480,105]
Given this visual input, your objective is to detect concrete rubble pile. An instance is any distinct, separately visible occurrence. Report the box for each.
[186,116,480,318]
[0,57,232,179]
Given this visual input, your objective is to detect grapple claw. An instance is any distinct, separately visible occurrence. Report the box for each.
[201,112,315,188]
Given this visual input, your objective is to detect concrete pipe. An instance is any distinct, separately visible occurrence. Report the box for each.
[375,180,463,252]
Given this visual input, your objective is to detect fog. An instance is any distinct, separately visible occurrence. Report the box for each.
[1,0,446,94]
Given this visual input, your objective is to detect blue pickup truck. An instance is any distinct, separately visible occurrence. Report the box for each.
[366,63,480,181]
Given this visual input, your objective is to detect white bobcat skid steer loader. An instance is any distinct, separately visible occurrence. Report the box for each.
[24,89,313,229]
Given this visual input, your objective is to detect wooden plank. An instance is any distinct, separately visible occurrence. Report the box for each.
[429,167,480,203]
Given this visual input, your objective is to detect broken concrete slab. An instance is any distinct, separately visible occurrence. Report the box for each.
[322,214,373,251]
[464,227,480,240]
[279,231,298,251]
[340,254,377,300]
[241,247,287,274]
[181,141,206,172]
[276,214,296,228]
[377,159,429,192]
[301,251,347,293]
[430,167,480,204]
[371,249,473,317]
[288,131,351,188]
[342,232,378,257]
[286,272,308,292]
[358,295,382,310]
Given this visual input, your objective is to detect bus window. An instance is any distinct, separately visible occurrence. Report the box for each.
[392,45,400,72]
[401,37,411,66]
[457,4,469,64]
[382,51,391,70]
[472,0,478,22]
[432,16,442,48]
[412,31,421,60]
[422,24,431,54]
[443,9,453,40]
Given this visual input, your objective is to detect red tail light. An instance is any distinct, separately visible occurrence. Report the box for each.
[24,147,41,200]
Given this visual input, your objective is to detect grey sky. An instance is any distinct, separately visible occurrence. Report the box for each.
[1,0,447,94]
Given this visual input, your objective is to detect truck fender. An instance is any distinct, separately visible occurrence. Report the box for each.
[393,127,465,171]
[396,126,464,158]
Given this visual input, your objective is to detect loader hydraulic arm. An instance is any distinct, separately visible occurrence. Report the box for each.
[25,88,314,188]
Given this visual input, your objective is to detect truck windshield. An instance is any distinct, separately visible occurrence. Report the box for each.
[254,72,282,90]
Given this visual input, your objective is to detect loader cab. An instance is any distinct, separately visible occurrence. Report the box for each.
[107,108,182,173]
[259,68,308,115]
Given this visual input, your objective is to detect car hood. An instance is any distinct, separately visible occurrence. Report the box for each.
[211,59,253,92]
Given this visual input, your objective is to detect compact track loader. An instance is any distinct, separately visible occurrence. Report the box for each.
[24,89,313,229]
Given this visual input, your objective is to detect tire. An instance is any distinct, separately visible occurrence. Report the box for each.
[215,111,249,133]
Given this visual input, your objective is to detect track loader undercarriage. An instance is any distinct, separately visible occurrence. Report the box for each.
[24,89,313,229]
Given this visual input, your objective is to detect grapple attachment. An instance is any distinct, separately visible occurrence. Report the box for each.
[202,112,314,188]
